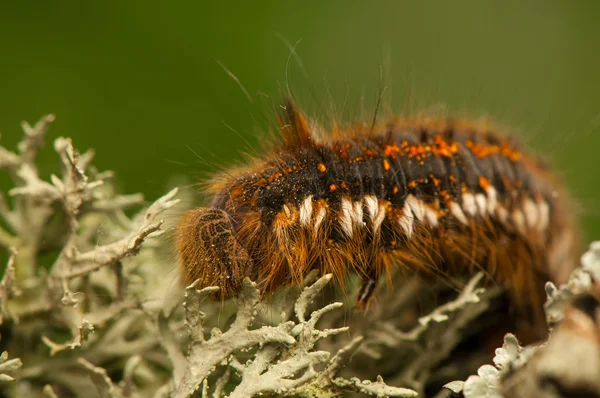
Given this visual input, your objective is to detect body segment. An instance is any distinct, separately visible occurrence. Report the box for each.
[177,103,578,325]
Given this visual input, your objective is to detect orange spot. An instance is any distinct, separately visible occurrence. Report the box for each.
[355,156,364,162]
[329,184,337,192]
[434,136,458,158]
[430,175,441,188]
[407,144,427,159]
[317,163,327,173]
[340,181,348,189]
[267,173,283,183]
[449,175,457,183]
[382,159,391,171]
[393,186,399,194]
[466,140,502,158]
[440,190,452,204]
[500,142,521,161]
[479,176,490,190]
[365,149,375,156]
[383,144,402,157]
[408,181,417,189]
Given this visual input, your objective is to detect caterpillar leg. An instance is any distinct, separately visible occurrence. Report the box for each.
[356,274,379,310]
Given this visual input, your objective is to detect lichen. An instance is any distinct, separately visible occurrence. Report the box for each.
[446,241,600,398]
[0,115,599,398]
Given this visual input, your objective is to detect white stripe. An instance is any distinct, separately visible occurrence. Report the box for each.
[314,206,327,231]
[399,201,414,237]
[486,187,498,215]
[283,204,292,219]
[475,194,487,217]
[497,206,509,223]
[406,194,424,221]
[449,202,468,225]
[353,201,364,225]
[512,209,526,233]
[364,195,378,221]
[462,193,477,216]
[523,198,539,228]
[373,203,386,233]
[537,200,550,231]
[425,207,438,227]
[340,199,354,236]
[299,195,313,226]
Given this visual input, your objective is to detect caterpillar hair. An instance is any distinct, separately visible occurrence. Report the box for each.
[176,98,579,335]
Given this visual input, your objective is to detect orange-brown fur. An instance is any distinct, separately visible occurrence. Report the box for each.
[176,100,579,335]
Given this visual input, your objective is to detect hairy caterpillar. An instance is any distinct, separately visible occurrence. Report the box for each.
[176,99,578,331]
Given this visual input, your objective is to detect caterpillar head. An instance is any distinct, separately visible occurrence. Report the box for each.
[176,207,253,297]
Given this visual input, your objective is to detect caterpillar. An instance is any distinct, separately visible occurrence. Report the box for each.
[176,99,578,331]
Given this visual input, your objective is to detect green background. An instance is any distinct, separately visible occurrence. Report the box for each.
[0,1,599,243]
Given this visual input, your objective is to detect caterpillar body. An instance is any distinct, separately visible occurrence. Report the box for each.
[177,100,578,328]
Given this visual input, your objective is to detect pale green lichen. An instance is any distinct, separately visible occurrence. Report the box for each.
[1,115,599,398]
[447,241,600,398]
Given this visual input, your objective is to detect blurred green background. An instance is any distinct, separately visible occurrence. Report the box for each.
[0,1,599,242]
